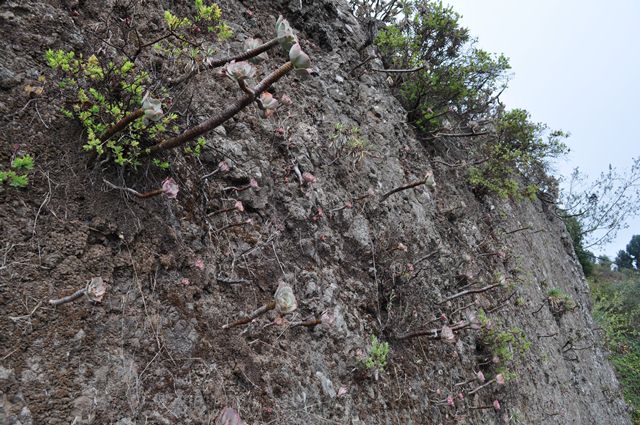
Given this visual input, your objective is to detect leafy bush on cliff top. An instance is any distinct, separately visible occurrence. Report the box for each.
[375,0,510,130]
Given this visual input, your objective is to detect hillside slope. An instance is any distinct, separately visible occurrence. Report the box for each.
[0,0,631,423]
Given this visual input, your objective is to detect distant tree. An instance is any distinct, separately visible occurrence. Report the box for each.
[560,158,640,249]
[563,215,594,276]
[373,0,511,130]
[615,250,634,269]
[598,255,612,269]
[626,234,640,269]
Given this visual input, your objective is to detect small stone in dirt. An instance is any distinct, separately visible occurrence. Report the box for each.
[316,371,336,398]
[18,406,33,425]
[0,366,14,381]
[0,11,16,22]
[0,67,20,90]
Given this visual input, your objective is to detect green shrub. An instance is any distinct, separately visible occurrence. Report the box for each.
[589,266,640,423]
[563,215,594,276]
[375,0,510,129]
[0,154,35,188]
[364,335,390,376]
[547,288,577,316]
[468,108,568,199]
[45,4,311,169]
[478,309,531,368]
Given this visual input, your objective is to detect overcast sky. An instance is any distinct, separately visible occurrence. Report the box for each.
[445,0,640,257]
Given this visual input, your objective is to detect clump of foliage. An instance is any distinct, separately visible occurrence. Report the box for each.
[156,0,232,70]
[364,335,390,378]
[374,0,510,130]
[589,264,640,423]
[468,108,569,199]
[477,309,531,375]
[45,3,312,169]
[547,288,577,317]
[46,49,178,167]
[371,0,568,200]
[0,154,34,188]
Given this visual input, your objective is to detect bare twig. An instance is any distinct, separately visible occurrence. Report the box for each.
[371,64,427,74]
[289,317,322,328]
[103,179,164,199]
[437,283,501,305]
[216,275,250,285]
[467,378,497,396]
[9,300,43,322]
[380,176,430,202]
[394,320,471,341]
[151,62,294,153]
[222,300,276,329]
[431,131,490,138]
[504,226,532,235]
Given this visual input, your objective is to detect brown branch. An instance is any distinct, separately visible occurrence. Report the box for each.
[222,300,276,329]
[504,226,532,235]
[99,108,144,142]
[380,176,428,202]
[168,38,281,85]
[437,283,501,305]
[432,131,491,138]
[215,220,252,233]
[467,378,497,396]
[150,62,294,153]
[289,318,322,328]
[487,290,517,313]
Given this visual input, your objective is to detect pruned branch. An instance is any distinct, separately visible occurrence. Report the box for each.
[222,300,276,329]
[150,62,294,153]
[380,175,432,202]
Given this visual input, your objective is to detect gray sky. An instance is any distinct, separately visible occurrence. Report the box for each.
[446,0,640,258]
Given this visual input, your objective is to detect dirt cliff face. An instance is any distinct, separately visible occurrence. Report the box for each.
[0,0,631,424]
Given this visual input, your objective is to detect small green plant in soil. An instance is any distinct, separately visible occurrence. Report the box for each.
[364,335,390,378]
[0,154,34,188]
[478,309,531,366]
[547,288,576,316]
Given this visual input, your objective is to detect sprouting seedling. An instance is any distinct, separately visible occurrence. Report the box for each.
[258,92,278,117]
[208,200,244,216]
[222,283,297,329]
[215,406,245,425]
[226,60,257,82]
[289,43,311,69]
[142,96,163,124]
[244,38,269,63]
[103,177,179,199]
[202,160,231,180]
[276,15,298,52]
